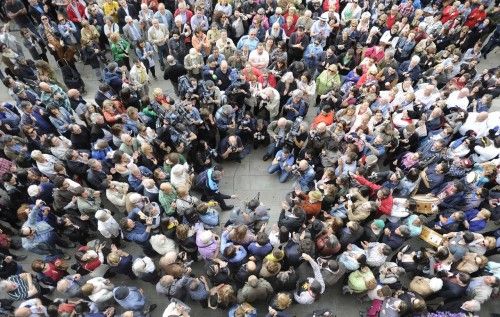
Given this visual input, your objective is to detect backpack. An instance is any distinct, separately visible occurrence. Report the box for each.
[194,170,209,190]
[178,75,192,98]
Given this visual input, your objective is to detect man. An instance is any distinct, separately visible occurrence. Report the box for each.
[263,117,293,161]
[86,159,110,190]
[446,88,470,112]
[39,82,71,112]
[295,160,316,192]
[184,48,204,78]
[219,135,244,162]
[190,6,209,32]
[195,165,236,210]
[268,146,295,183]
[310,13,331,47]
[0,273,39,302]
[465,275,499,309]
[237,28,259,51]
[214,60,234,91]
[248,43,269,70]
[398,55,421,82]
[282,90,307,121]
[113,286,157,313]
[163,56,186,96]
[215,105,235,140]
[237,275,274,304]
[117,0,138,28]
[20,101,54,135]
[153,3,173,30]
[5,0,36,34]
[288,24,310,63]
[119,213,154,252]
[148,18,169,71]
[303,38,323,71]
[122,16,143,47]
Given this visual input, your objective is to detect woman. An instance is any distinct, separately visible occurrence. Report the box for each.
[395,31,416,62]
[138,143,159,171]
[48,106,74,137]
[109,32,130,69]
[296,71,316,108]
[20,28,48,62]
[192,27,211,57]
[276,72,297,109]
[129,59,150,97]
[49,135,72,160]
[57,15,78,47]
[74,244,105,275]
[103,15,120,43]
[39,15,77,66]
[316,64,341,102]
[135,40,156,78]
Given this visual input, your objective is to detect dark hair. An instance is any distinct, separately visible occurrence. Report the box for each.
[256,232,269,246]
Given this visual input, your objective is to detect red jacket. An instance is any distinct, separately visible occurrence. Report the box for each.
[441,6,459,24]
[353,175,393,216]
[66,0,86,23]
[464,8,486,29]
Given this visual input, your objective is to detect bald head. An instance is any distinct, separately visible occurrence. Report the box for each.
[39,82,50,92]
[277,117,287,128]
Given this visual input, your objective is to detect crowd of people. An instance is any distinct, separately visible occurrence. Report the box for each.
[0,0,499,316]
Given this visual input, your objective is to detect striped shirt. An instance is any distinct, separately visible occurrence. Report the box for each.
[7,275,29,301]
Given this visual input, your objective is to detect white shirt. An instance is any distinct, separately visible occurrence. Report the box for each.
[248,49,270,69]
[446,91,469,111]
[97,217,120,238]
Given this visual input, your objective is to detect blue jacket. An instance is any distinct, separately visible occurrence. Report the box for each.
[247,242,273,258]
[114,287,146,311]
[298,166,316,192]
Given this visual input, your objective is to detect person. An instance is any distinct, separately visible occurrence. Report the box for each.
[268,146,295,183]
[0,1,498,316]
[195,166,236,210]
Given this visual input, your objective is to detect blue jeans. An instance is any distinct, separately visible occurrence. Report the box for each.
[330,204,348,218]
[157,44,169,67]
[268,164,290,183]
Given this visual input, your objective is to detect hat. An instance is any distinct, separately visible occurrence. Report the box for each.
[319,13,329,21]
[27,185,40,197]
[199,230,213,246]
[207,56,215,64]
[373,219,385,230]
[114,286,129,300]
[297,24,305,30]
[365,155,378,165]
[95,209,110,221]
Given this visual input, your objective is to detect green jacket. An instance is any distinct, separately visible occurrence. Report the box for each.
[348,268,375,293]
[315,70,341,96]
[159,187,177,216]
[111,39,130,62]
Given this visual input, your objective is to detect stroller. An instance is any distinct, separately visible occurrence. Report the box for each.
[58,59,85,92]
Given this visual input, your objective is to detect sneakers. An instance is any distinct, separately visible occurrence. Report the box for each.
[263,154,271,161]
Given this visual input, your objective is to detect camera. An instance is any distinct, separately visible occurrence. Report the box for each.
[290,164,300,174]
[208,148,218,158]
[254,132,265,141]
[230,145,238,152]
